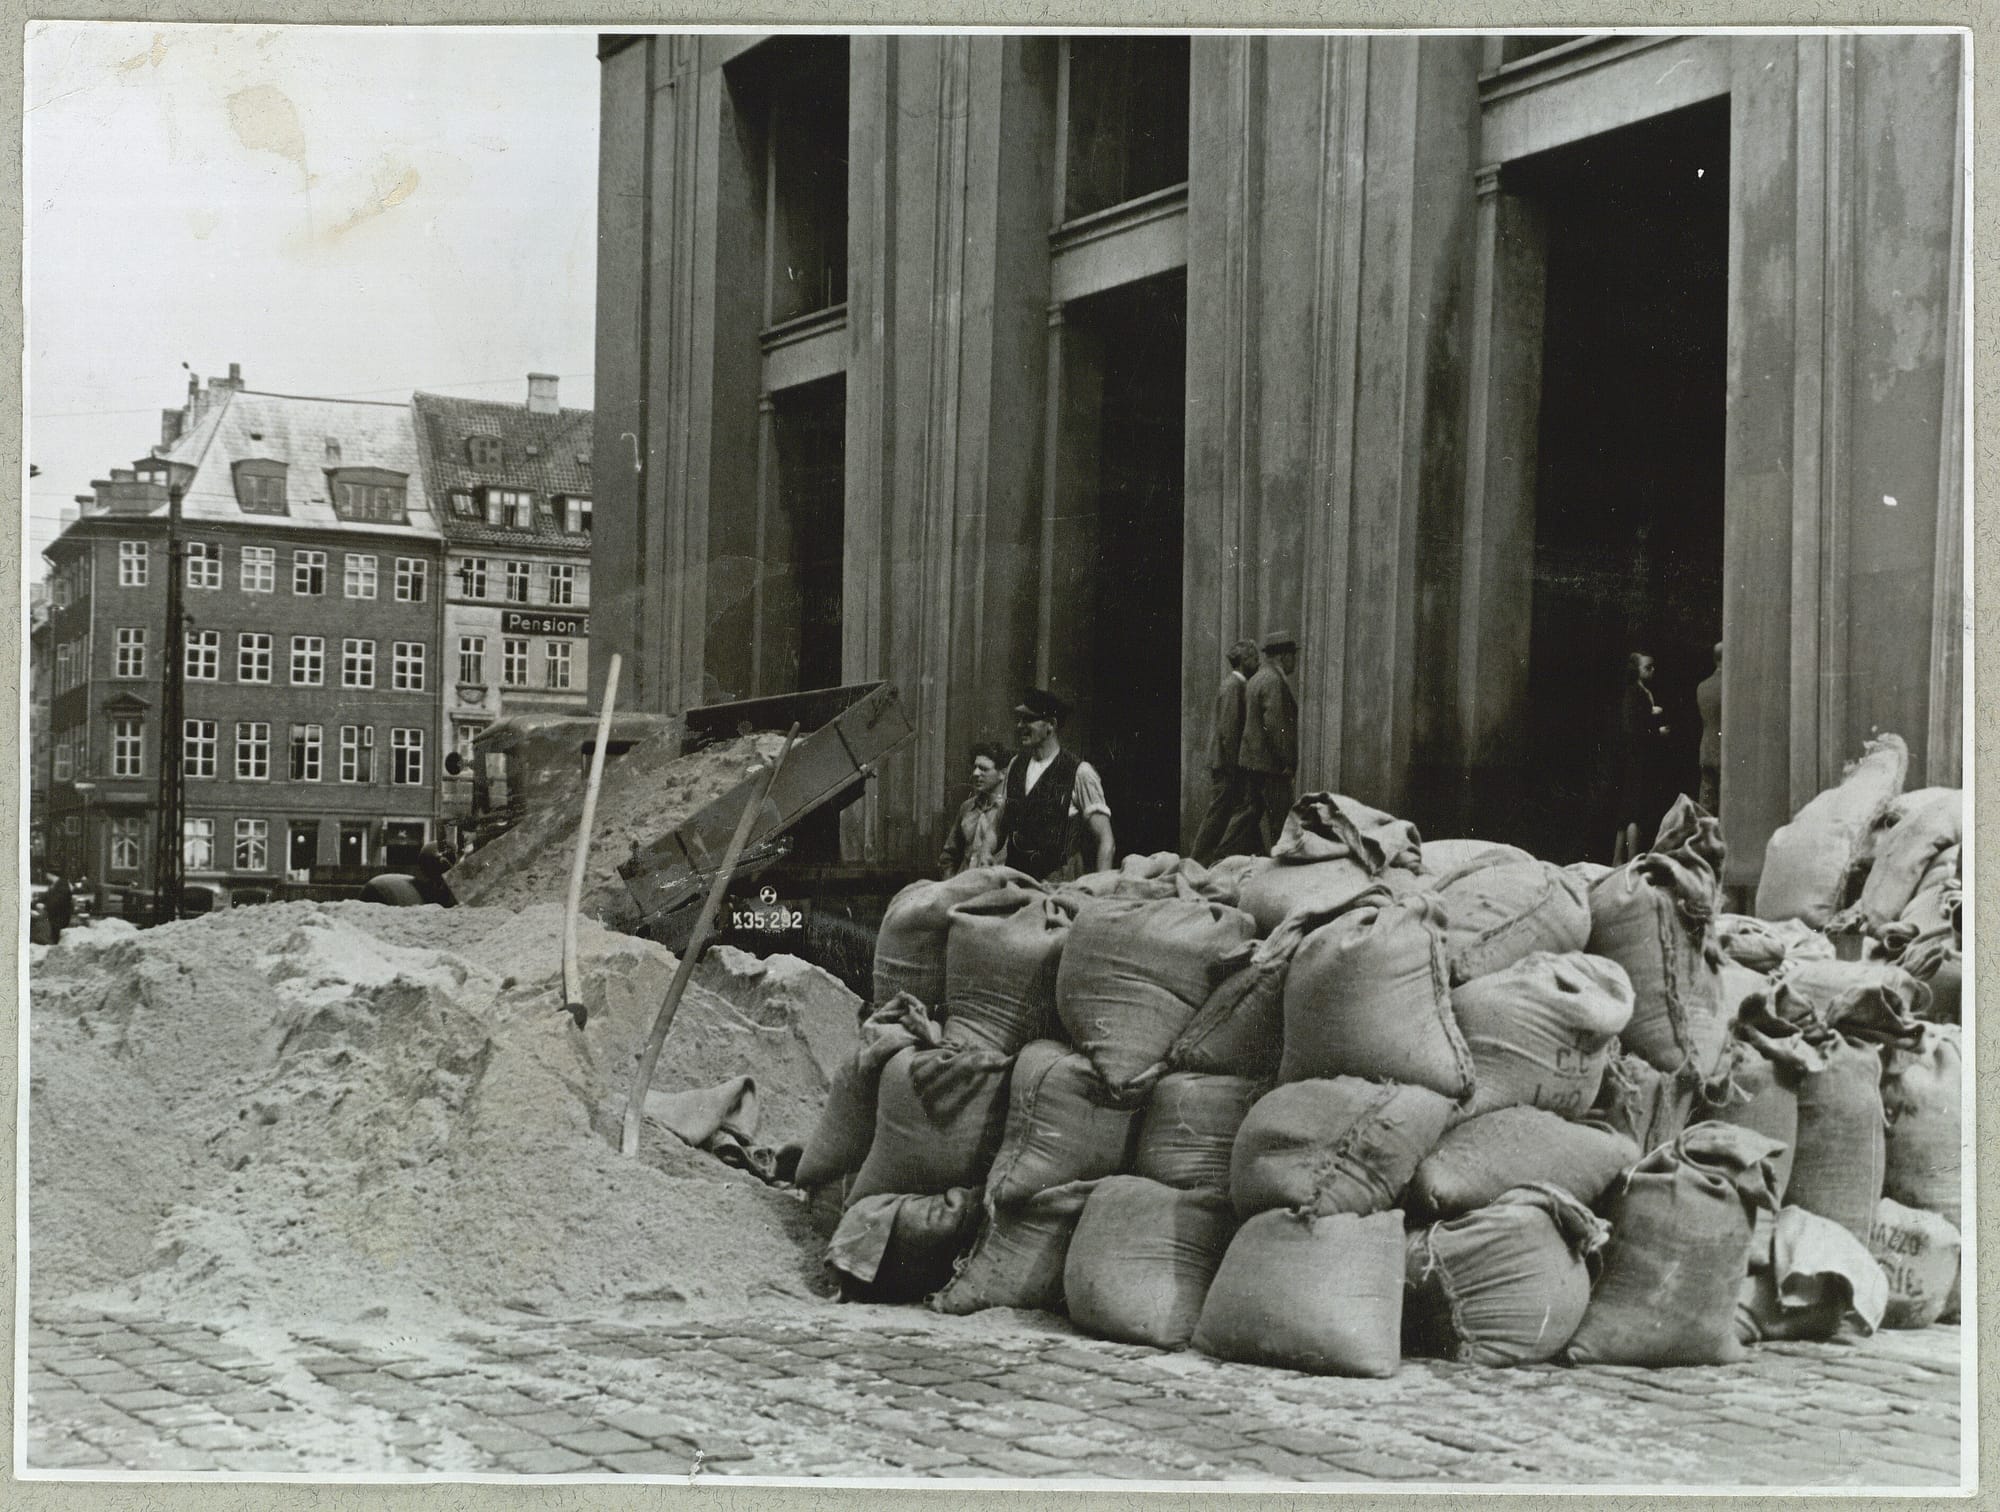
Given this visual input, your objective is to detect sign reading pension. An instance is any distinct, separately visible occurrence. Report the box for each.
[502,610,588,638]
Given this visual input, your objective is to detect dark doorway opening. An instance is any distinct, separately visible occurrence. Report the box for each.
[288,821,318,875]
[1515,98,1728,862]
[1066,269,1187,858]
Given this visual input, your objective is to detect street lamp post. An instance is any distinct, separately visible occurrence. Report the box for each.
[148,461,195,925]
[71,781,97,901]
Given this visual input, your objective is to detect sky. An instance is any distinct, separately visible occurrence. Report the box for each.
[24,22,603,572]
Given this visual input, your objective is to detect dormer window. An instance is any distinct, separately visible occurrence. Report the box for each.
[449,490,478,518]
[328,468,409,524]
[232,460,290,515]
[466,435,504,468]
[483,487,534,530]
[561,495,593,535]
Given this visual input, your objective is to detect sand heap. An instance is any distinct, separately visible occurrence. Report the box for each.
[29,902,859,1331]
[447,731,791,928]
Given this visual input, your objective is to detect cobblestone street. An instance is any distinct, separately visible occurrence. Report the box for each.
[23,1302,1964,1486]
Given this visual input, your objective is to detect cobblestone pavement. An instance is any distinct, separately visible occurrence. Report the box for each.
[23,1303,1964,1485]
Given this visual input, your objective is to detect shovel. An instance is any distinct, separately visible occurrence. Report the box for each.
[558,653,621,1028]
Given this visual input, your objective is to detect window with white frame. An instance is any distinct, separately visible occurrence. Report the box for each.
[504,561,531,604]
[238,632,273,683]
[547,563,576,607]
[290,635,325,686]
[187,542,222,590]
[112,718,144,778]
[115,627,147,679]
[564,497,592,536]
[293,549,326,595]
[501,638,528,687]
[110,817,144,872]
[344,554,379,599]
[342,638,376,689]
[546,640,573,690]
[392,641,426,692]
[391,727,425,785]
[289,723,323,782]
[55,643,71,692]
[449,490,478,518]
[186,629,221,681]
[339,724,375,783]
[454,721,479,766]
[235,721,271,780]
[456,557,488,599]
[234,818,269,872]
[75,723,88,777]
[241,545,276,593]
[486,488,534,529]
[119,540,149,587]
[394,557,428,603]
[457,636,485,685]
[184,719,219,779]
[183,818,215,871]
[53,735,72,783]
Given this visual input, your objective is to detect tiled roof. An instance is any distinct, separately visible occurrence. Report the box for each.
[411,390,594,551]
[158,389,439,538]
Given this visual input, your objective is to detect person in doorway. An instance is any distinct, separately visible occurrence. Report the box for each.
[995,689,1115,882]
[1611,649,1672,864]
[1239,631,1301,852]
[43,869,73,945]
[1191,638,1265,865]
[939,741,1009,877]
[1696,640,1723,817]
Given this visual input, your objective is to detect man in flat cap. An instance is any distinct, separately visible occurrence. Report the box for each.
[995,688,1116,882]
[1239,632,1300,851]
[1191,637,1265,864]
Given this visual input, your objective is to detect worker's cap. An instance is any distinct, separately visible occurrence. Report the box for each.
[1260,630,1299,654]
[1012,688,1071,722]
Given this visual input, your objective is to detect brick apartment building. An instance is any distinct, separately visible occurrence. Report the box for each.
[41,367,447,900]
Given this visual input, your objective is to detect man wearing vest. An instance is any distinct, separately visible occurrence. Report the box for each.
[1240,630,1300,852]
[996,688,1116,882]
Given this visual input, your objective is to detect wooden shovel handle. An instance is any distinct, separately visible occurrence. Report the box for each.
[563,653,622,1010]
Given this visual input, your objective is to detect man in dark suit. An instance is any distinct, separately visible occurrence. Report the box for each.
[1239,631,1300,851]
[1190,638,1264,864]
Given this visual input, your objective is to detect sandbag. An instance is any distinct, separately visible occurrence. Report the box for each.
[1419,839,1534,876]
[1566,861,1613,889]
[1900,935,1962,1025]
[1064,1177,1236,1349]
[929,1179,1097,1316]
[795,992,931,1189]
[1404,1184,1608,1366]
[1193,854,1269,910]
[1846,787,1960,934]
[1565,1122,1784,1366]
[1193,1208,1405,1378]
[1592,1050,1698,1158]
[1718,961,1772,1024]
[1735,1205,1888,1344]
[1868,1198,1961,1330]
[1230,1078,1454,1220]
[1755,732,1908,927]
[875,866,1039,1009]
[1698,1036,1816,1201]
[1881,1025,1961,1229]
[847,1044,1014,1204]
[1588,869,1726,1079]
[1408,1107,1637,1219]
[827,1186,984,1304]
[1714,913,1835,974]
[982,1039,1140,1211]
[1433,857,1591,984]
[1786,1033,1886,1244]
[1452,952,1634,1118]
[1056,896,1258,1096]
[1771,958,1932,1028]
[1271,792,1424,874]
[1134,1072,1264,1193]
[1237,858,1382,937]
[942,888,1077,1054]
[1169,901,1332,1078]
[1281,893,1474,1099]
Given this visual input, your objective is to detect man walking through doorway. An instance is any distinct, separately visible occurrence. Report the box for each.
[1240,631,1300,852]
[996,688,1115,882]
[1191,638,1263,864]
[1696,640,1723,816]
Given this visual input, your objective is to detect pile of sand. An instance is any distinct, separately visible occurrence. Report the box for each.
[28,902,859,1331]
[447,731,791,929]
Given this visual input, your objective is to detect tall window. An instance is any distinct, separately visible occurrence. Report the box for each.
[290,636,325,686]
[234,818,270,872]
[738,35,851,326]
[547,563,576,607]
[53,736,71,783]
[394,558,428,603]
[75,723,88,777]
[119,540,148,587]
[457,636,485,685]
[186,542,222,590]
[185,630,221,681]
[486,489,534,529]
[293,549,326,595]
[563,497,592,535]
[504,561,531,604]
[331,475,408,524]
[1060,36,1192,222]
[235,721,271,780]
[342,638,376,690]
[183,818,215,871]
[501,638,529,687]
[111,718,144,778]
[392,641,426,692]
[115,627,147,679]
[110,817,144,872]
[241,546,276,593]
[391,727,425,785]
[456,557,488,599]
[546,640,573,690]
[289,723,323,782]
[449,490,478,518]
[234,463,288,514]
[340,725,375,783]
[237,632,273,684]
[55,643,71,692]
[344,554,379,599]
[183,719,219,779]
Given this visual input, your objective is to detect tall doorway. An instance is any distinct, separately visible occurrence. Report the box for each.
[767,374,846,697]
[1514,99,1728,861]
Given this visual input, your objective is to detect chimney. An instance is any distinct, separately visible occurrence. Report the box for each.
[527,373,559,415]
[185,373,206,430]
[160,408,184,447]
[325,437,342,465]
[227,361,242,385]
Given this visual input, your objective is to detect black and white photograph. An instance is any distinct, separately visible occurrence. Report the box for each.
[19,20,1972,1490]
